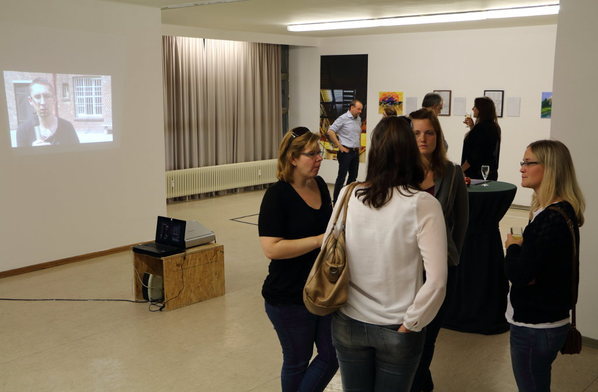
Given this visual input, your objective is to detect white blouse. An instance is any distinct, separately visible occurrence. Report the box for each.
[325,185,448,331]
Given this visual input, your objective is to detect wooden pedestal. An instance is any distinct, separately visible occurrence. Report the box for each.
[133,243,224,310]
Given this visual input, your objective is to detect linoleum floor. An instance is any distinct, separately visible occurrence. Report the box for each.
[1,188,597,391]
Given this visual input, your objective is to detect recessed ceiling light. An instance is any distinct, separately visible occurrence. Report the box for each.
[287,4,559,32]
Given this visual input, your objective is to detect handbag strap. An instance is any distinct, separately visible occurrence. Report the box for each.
[331,182,360,230]
[548,205,579,327]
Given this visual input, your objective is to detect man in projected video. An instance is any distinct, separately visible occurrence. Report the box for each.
[16,78,79,147]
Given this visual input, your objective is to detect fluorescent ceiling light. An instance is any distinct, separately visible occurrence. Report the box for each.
[162,0,248,10]
[287,4,559,32]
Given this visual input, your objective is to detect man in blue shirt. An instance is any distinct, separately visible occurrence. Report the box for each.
[327,100,363,203]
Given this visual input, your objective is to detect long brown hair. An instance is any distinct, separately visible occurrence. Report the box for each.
[356,116,424,208]
[409,108,447,177]
[474,96,501,141]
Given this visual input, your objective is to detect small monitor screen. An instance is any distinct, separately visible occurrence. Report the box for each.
[156,217,186,246]
[3,70,113,148]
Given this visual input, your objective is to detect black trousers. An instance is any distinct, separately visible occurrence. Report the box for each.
[333,149,359,203]
[410,266,455,392]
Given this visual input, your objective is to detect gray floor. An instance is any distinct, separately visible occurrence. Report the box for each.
[1,188,597,391]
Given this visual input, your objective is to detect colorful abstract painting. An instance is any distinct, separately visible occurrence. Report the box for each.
[379,91,404,115]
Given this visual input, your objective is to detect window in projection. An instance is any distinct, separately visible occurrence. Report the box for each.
[3,71,113,148]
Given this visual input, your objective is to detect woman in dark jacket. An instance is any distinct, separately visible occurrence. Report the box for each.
[504,140,585,392]
[461,96,501,180]
[410,108,469,392]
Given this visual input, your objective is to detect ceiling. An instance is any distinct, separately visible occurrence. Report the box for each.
[102,0,559,38]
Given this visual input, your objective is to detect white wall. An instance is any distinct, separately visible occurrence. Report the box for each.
[551,0,598,339]
[0,0,166,272]
[290,24,557,206]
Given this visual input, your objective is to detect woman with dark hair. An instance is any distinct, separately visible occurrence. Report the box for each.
[505,140,585,392]
[461,96,501,180]
[258,127,338,391]
[330,116,448,392]
[409,108,469,392]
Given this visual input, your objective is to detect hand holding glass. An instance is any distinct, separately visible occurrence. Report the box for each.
[510,227,523,240]
[481,165,490,186]
[464,113,473,128]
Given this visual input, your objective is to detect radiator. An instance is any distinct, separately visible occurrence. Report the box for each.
[166,159,277,198]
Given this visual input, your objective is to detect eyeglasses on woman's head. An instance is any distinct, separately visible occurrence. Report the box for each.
[290,127,310,140]
[283,127,312,156]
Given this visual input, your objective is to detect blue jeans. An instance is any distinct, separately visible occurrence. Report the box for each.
[333,149,359,203]
[510,323,569,392]
[265,302,339,392]
[332,312,426,392]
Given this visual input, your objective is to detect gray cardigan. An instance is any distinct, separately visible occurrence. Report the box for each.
[433,162,469,266]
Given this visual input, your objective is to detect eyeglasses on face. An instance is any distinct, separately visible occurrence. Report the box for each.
[31,93,54,102]
[300,148,324,159]
[520,161,541,167]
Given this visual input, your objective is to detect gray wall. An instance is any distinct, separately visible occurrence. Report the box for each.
[551,0,598,339]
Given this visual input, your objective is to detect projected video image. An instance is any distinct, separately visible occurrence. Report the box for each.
[4,71,113,148]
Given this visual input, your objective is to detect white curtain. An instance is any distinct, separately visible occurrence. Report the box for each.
[163,36,282,170]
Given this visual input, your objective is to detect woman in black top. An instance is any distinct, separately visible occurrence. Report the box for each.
[504,140,585,392]
[258,127,338,392]
[461,96,501,180]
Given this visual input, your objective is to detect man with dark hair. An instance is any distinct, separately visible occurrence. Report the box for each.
[16,78,79,147]
[327,99,363,203]
[422,92,448,151]
[422,92,443,116]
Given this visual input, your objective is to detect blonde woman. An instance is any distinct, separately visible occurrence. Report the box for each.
[258,127,338,391]
[505,140,585,392]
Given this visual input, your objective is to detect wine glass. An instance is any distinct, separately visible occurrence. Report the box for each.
[481,165,490,186]
[464,113,472,128]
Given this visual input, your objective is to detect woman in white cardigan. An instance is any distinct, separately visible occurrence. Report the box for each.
[329,116,448,392]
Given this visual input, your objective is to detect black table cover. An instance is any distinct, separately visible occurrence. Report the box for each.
[443,181,517,335]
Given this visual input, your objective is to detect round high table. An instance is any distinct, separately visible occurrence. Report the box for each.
[443,181,517,335]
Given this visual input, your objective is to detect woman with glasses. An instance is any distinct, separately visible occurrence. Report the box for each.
[461,96,501,180]
[258,127,338,392]
[330,116,447,392]
[409,109,469,392]
[505,140,585,391]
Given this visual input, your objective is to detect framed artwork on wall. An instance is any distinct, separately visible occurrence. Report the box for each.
[433,89,451,116]
[541,92,552,118]
[483,89,504,117]
[378,91,404,115]
[320,54,368,162]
